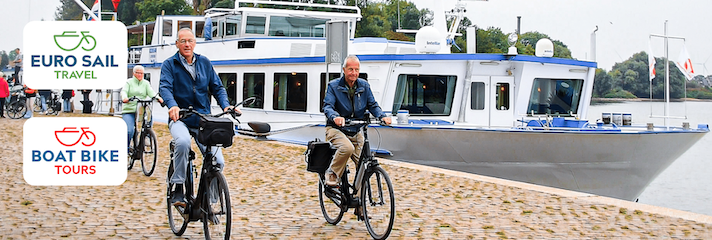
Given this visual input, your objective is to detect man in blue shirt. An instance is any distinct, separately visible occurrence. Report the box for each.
[322,55,392,187]
[159,28,237,207]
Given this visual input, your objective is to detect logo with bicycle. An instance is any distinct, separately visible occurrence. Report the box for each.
[55,127,96,147]
[54,31,96,52]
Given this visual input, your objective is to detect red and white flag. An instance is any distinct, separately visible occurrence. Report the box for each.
[648,42,656,82]
[675,46,695,80]
[87,0,100,21]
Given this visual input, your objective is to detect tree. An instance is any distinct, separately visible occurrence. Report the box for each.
[518,32,571,59]
[593,68,613,97]
[136,0,193,23]
[55,0,115,21]
[0,51,8,71]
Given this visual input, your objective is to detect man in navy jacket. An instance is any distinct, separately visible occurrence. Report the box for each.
[322,55,392,188]
[159,28,237,207]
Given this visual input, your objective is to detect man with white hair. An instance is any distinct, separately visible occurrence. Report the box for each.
[121,65,163,154]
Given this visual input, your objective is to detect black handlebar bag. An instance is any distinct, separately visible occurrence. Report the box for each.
[198,116,235,147]
[305,139,336,174]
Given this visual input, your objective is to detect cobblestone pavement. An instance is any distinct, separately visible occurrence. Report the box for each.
[1,114,711,239]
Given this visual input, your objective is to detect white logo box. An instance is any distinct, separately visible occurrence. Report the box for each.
[23,117,127,186]
[23,21,127,89]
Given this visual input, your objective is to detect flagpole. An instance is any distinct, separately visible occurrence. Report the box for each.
[650,20,685,127]
[664,20,669,127]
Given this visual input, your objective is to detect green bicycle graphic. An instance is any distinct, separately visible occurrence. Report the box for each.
[54,31,97,51]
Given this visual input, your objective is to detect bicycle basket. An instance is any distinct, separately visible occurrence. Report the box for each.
[305,139,336,174]
[198,116,235,147]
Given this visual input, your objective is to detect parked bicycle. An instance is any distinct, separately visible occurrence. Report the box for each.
[126,96,163,176]
[306,116,395,240]
[166,97,254,240]
[5,85,28,119]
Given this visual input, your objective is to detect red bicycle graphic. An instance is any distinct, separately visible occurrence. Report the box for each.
[55,127,96,147]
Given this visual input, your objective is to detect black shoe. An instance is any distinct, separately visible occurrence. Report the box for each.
[171,184,186,207]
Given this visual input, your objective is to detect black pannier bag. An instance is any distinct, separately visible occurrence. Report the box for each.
[198,116,235,147]
[305,138,336,173]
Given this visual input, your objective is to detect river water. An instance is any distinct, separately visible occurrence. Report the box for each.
[588,101,712,216]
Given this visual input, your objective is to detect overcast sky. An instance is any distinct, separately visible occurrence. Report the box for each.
[2,0,711,73]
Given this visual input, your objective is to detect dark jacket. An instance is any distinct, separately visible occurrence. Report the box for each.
[159,52,230,128]
[323,77,385,135]
[62,90,73,100]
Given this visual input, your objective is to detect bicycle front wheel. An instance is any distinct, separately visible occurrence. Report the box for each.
[361,166,395,240]
[166,159,189,235]
[319,174,346,225]
[140,129,158,176]
[7,100,26,119]
[202,172,231,240]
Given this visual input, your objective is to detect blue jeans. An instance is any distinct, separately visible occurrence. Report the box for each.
[40,95,47,112]
[168,120,225,184]
[122,112,154,149]
[122,113,137,149]
[63,98,71,112]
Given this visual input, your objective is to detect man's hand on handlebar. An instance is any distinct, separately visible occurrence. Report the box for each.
[334,117,345,127]
[169,106,180,122]
[381,116,392,125]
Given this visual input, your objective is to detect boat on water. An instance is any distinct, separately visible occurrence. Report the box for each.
[126,0,708,201]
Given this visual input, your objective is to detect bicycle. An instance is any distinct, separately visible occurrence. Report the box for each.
[309,117,396,240]
[126,96,163,176]
[5,85,28,119]
[166,97,254,240]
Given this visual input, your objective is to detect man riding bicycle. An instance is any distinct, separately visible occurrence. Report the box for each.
[322,55,392,188]
[122,65,164,152]
[159,28,237,207]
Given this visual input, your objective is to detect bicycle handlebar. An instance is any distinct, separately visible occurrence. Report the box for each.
[127,95,165,107]
[343,118,388,127]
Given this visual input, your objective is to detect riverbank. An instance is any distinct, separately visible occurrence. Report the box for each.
[1,113,711,238]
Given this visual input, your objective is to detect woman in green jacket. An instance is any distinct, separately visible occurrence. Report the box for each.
[121,65,163,151]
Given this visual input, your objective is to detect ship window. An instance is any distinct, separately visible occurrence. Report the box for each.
[196,21,205,38]
[496,83,510,110]
[243,73,265,109]
[162,19,172,37]
[470,82,485,110]
[213,17,223,38]
[246,16,266,34]
[268,16,326,37]
[273,73,307,111]
[144,73,151,83]
[178,21,192,32]
[219,73,237,105]
[225,15,241,36]
[320,73,341,113]
[527,78,584,116]
[392,74,457,116]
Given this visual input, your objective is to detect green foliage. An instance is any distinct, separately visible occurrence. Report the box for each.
[0,51,8,71]
[518,32,571,58]
[603,88,637,99]
[55,0,95,20]
[355,1,429,39]
[136,0,193,23]
[595,51,689,99]
[687,88,712,99]
[383,31,412,41]
[593,68,613,97]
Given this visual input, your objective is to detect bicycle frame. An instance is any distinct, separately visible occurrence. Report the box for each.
[129,98,155,156]
[181,138,223,221]
[328,119,380,208]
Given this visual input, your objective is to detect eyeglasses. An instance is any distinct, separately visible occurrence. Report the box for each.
[178,39,196,44]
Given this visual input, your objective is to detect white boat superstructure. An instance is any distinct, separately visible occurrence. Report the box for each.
[126,0,708,201]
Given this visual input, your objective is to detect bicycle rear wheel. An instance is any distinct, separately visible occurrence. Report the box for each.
[167,142,189,235]
[140,129,158,176]
[318,174,346,225]
[202,172,231,240]
[7,99,26,119]
[361,166,395,240]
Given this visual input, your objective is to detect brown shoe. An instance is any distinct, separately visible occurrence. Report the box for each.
[325,172,339,187]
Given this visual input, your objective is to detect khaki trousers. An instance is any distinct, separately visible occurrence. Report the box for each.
[325,126,364,178]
